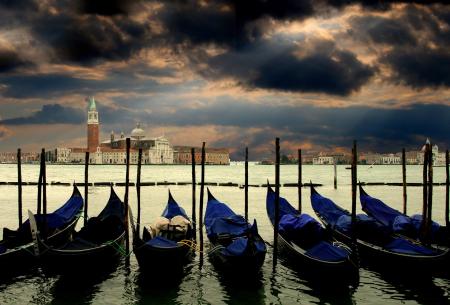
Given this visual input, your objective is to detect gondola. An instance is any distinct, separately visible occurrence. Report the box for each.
[133,190,194,274]
[205,189,266,275]
[266,186,358,279]
[310,185,448,272]
[0,185,83,272]
[359,186,448,247]
[30,186,126,270]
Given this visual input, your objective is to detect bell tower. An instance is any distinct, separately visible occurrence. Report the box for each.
[87,96,99,152]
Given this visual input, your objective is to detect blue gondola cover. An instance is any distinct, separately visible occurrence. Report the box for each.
[305,241,349,262]
[146,236,179,248]
[385,238,436,255]
[205,195,251,239]
[206,214,249,239]
[223,237,248,256]
[266,187,299,224]
[279,214,324,243]
[310,191,347,227]
[410,214,440,237]
[20,189,83,231]
[360,192,403,227]
[162,193,189,220]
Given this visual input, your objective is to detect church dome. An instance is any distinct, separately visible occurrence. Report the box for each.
[131,123,145,139]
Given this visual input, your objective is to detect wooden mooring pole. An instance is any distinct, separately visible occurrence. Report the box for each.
[84,151,89,226]
[136,148,142,237]
[199,142,206,263]
[245,147,249,222]
[446,149,449,230]
[426,144,433,244]
[351,141,357,245]
[402,148,407,214]
[298,149,302,213]
[333,157,337,190]
[273,137,280,269]
[37,150,43,215]
[421,144,429,238]
[124,138,131,255]
[17,148,23,227]
[42,148,47,241]
[191,148,197,240]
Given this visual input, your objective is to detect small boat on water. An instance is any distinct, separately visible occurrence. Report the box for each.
[30,186,126,270]
[359,186,448,247]
[205,189,266,275]
[0,185,83,272]
[133,191,195,274]
[267,186,358,280]
[310,186,447,272]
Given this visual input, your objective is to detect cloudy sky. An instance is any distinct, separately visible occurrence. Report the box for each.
[0,0,449,159]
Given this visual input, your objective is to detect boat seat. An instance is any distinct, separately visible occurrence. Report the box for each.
[159,224,187,242]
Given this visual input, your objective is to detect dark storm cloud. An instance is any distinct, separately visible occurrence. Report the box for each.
[29,13,151,64]
[78,0,137,16]
[200,39,375,95]
[0,69,171,98]
[382,47,450,88]
[349,15,417,46]
[0,104,85,125]
[350,4,450,89]
[0,49,30,73]
[0,0,38,10]
[0,74,97,98]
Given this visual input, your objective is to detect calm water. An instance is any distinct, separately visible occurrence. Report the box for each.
[0,164,449,304]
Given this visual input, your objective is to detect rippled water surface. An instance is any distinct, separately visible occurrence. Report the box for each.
[0,164,449,304]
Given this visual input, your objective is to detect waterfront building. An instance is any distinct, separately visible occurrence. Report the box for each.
[173,146,230,165]
[381,154,401,165]
[87,97,100,152]
[312,156,335,165]
[100,124,174,164]
[0,152,39,163]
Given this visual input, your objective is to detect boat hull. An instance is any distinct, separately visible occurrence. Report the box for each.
[277,232,358,283]
[208,238,266,276]
[134,239,194,274]
[0,216,80,273]
[39,232,126,272]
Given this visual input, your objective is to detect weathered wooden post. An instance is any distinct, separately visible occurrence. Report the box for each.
[124,138,131,255]
[426,143,433,244]
[17,148,23,227]
[191,148,197,240]
[199,142,206,262]
[402,148,407,214]
[37,150,43,215]
[136,148,142,237]
[298,149,302,213]
[273,137,280,269]
[351,141,357,245]
[42,148,47,241]
[421,143,429,237]
[334,156,337,190]
[84,151,89,226]
[245,147,248,222]
[446,149,449,230]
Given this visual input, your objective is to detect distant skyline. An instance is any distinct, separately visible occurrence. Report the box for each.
[0,1,449,159]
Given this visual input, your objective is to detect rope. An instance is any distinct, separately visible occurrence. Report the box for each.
[177,239,204,253]
[104,240,133,257]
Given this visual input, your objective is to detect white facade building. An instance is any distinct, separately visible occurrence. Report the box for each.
[313,156,335,165]
[381,154,401,164]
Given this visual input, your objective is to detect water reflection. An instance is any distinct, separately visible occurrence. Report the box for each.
[380,271,450,305]
[47,261,120,305]
[133,263,190,305]
[217,269,265,305]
